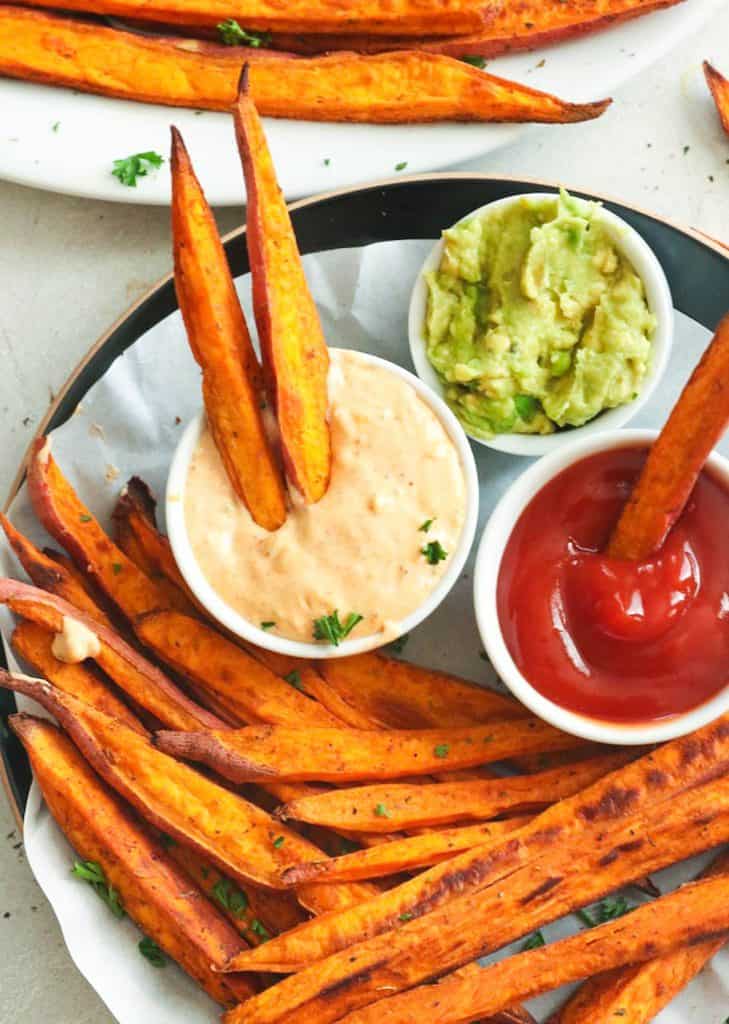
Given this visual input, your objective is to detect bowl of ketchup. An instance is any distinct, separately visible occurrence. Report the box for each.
[475,429,729,744]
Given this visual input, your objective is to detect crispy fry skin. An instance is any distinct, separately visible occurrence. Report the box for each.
[10,714,255,1006]
[547,848,729,1024]
[27,439,183,617]
[154,718,584,786]
[11,620,145,734]
[171,128,288,530]
[608,313,729,560]
[0,672,373,909]
[704,61,729,136]
[223,777,729,1021]
[113,477,200,606]
[319,653,527,728]
[0,511,115,623]
[12,0,489,34]
[273,0,683,56]
[137,610,341,728]
[333,872,729,1024]
[222,715,729,973]
[234,72,331,503]
[275,751,634,830]
[280,817,532,884]
[0,9,610,124]
[0,578,225,732]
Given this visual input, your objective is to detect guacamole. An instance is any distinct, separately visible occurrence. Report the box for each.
[424,190,656,439]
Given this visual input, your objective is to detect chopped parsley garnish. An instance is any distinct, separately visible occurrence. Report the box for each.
[433,743,450,759]
[461,55,487,69]
[250,918,271,941]
[138,936,167,967]
[111,151,164,188]
[324,158,331,166]
[260,621,276,631]
[395,161,408,172]
[217,19,271,47]
[211,878,249,918]
[284,670,304,691]
[399,911,414,922]
[79,514,92,523]
[388,634,410,655]
[419,518,435,532]
[577,895,631,928]
[273,836,285,849]
[159,833,176,849]
[339,838,360,855]
[521,930,545,951]
[374,803,391,818]
[51,121,60,132]
[514,394,539,422]
[71,860,125,919]
[313,610,363,646]
[112,563,122,575]
[421,540,448,565]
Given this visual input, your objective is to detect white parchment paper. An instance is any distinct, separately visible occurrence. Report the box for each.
[1,240,727,1023]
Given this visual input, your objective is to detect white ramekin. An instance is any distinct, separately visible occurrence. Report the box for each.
[166,348,479,659]
[474,428,729,745]
[408,192,674,456]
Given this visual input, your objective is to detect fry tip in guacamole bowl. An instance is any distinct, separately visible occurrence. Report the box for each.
[408,190,673,455]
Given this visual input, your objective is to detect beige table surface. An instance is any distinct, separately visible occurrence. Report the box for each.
[1,11,729,1021]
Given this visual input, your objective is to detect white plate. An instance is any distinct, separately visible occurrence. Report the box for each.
[0,0,723,205]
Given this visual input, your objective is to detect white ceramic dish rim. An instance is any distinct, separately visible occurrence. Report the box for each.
[408,191,675,456]
[474,427,729,746]
[166,347,480,659]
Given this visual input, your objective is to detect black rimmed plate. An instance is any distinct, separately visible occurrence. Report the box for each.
[2,172,729,825]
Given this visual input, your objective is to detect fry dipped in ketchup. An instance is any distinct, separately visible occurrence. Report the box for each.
[498,313,729,723]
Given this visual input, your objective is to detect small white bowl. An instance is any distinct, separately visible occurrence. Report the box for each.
[408,192,674,456]
[166,348,479,659]
[474,428,729,745]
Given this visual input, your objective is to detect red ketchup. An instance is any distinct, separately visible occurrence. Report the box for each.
[497,447,729,723]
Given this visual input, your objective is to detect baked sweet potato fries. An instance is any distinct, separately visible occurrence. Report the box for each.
[0,6,612,124]
[705,60,729,137]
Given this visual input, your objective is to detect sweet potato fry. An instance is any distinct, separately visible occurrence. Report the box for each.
[27,438,182,617]
[608,313,729,560]
[274,751,634,830]
[10,713,255,1007]
[222,715,729,973]
[172,127,288,530]
[546,847,729,1024]
[0,9,610,124]
[12,0,489,35]
[222,776,729,1021]
[0,578,225,732]
[154,717,584,786]
[280,817,532,884]
[234,71,331,503]
[705,61,729,136]
[11,619,145,734]
[332,872,729,1024]
[0,671,373,913]
[275,0,684,57]
[112,478,200,611]
[1,511,116,624]
[136,610,341,728]
[319,653,527,728]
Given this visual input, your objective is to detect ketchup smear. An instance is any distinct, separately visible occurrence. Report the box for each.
[497,447,729,723]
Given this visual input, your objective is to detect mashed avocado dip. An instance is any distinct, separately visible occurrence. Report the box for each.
[424,190,656,439]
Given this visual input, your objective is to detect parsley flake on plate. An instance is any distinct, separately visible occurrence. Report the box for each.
[433,743,450,759]
[138,936,167,967]
[211,878,249,918]
[374,802,391,818]
[112,151,164,188]
[461,55,487,69]
[71,860,125,919]
[421,540,448,565]
[520,930,545,951]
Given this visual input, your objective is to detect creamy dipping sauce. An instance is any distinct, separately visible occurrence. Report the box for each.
[184,349,467,643]
[52,615,101,664]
